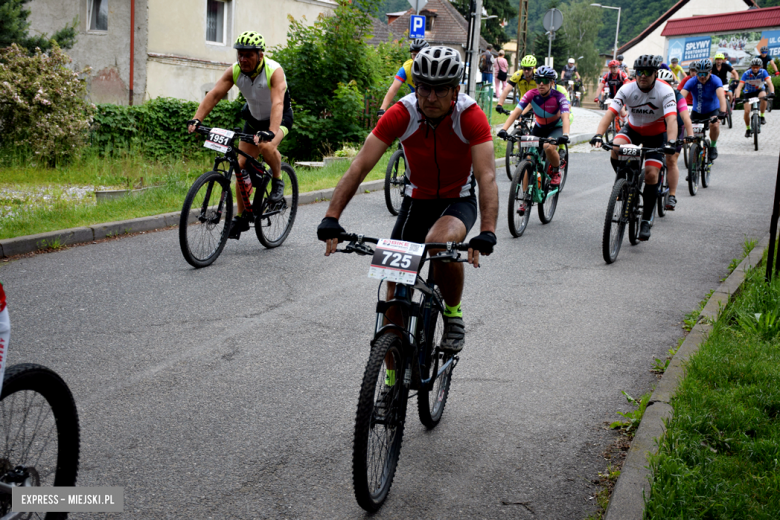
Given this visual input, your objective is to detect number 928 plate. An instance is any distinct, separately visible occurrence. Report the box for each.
[368,239,424,285]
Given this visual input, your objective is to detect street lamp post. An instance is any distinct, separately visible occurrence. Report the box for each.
[590,3,621,60]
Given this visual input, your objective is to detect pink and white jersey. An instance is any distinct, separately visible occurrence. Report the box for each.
[609,80,677,136]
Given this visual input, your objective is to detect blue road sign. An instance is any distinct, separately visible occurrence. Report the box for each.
[410,15,425,39]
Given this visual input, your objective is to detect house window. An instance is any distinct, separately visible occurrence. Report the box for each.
[88,0,108,31]
[206,0,227,44]
[425,16,433,31]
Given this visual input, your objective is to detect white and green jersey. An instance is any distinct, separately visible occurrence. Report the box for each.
[232,57,286,121]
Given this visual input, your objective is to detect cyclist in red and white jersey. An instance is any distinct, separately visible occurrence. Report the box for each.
[591,55,678,242]
[317,46,498,354]
[596,60,628,105]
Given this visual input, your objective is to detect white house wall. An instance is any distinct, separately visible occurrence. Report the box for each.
[621,0,751,68]
[146,0,336,102]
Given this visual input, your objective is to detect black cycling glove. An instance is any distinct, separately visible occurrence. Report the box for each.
[590,134,603,146]
[495,104,503,114]
[497,129,508,139]
[377,109,386,117]
[557,135,570,145]
[718,111,727,120]
[255,130,275,142]
[317,217,345,241]
[469,231,497,255]
[187,118,201,129]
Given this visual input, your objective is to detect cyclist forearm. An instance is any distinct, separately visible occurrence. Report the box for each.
[472,143,498,234]
[497,84,514,106]
[665,115,678,142]
[325,133,388,220]
[718,89,727,113]
[682,110,694,137]
[380,80,403,111]
[596,109,616,135]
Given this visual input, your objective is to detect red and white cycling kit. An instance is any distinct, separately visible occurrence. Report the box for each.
[600,71,628,98]
[373,93,493,199]
[608,80,677,136]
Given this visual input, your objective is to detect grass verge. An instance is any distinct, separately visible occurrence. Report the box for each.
[644,250,780,518]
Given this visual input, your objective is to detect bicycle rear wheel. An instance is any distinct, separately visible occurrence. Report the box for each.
[417,288,453,429]
[353,334,408,512]
[179,171,233,268]
[507,161,533,237]
[688,144,699,196]
[384,150,406,216]
[701,157,711,188]
[752,113,760,151]
[602,178,628,264]
[254,163,298,248]
[0,364,80,520]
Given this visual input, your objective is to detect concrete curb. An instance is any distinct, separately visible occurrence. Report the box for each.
[604,232,773,519]
[0,135,596,259]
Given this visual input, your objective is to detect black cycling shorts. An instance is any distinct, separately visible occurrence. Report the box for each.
[391,195,478,244]
[690,109,718,122]
[615,125,666,169]
[241,90,294,137]
[530,123,563,140]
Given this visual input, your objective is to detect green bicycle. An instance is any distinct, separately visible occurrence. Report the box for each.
[504,135,566,237]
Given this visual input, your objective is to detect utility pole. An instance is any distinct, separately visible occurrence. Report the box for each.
[515,0,529,72]
[467,0,483,97]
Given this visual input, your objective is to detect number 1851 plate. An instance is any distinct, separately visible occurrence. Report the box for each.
[368,239,424,285]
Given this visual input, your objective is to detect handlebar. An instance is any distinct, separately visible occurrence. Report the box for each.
[334,232,471,259]
[601,140,681,154]
[188,122,273,144]
[504,135,559,144]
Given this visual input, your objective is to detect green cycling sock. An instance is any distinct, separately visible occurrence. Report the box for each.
[747,125,751,130]
[761,112,765,117]
[710,140,717,147]
[444,302,462,318]
[384,369,396,387]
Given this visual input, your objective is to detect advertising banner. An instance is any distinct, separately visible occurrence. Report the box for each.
[667,29,780,68]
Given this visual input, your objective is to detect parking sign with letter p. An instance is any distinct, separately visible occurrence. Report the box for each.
[410,15,425,39]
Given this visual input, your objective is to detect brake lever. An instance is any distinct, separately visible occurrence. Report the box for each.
[335,241,374,256]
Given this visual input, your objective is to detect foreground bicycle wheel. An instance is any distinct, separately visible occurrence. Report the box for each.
[254,163,298,248]
[504,128,525,181]
[353,334,408,512]
[179,171,233,268]
[752,112,760,151]
[537,177,558,224]
[508,162,533,237]
[688,144,700,196]
[384,150,406,216]
[726,102,733,128]
[0,364,80,520]
[602,178,627,264]
[657,170,669,218]
[417,289,452,429]
[558,145,569,193]
[701,159,711,188]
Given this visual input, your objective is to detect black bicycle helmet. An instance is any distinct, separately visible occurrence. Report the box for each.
[412,46,464,88]
[697,58,713,73]
[533,65,557,81]
[750,56,764,67]
[617,54,624,61]
[409,39,429,53]
[633,54,662,70]
[761,46,769,53]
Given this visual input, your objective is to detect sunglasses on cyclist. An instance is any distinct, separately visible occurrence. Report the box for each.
[536,78,553,85]
[635,69,655,77]
[697,72,709,78]
[416,84,453,98]
[522,67,533,72]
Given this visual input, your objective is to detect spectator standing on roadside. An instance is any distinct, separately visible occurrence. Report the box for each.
[494,50,508,95]
[480,44,495,84]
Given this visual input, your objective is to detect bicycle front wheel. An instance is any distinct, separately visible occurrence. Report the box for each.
[254,163,298,248]
[384,150,406,215]
[508,161,533,237]
[752,112,760,151]
[353,334,408,512]
[179,171,233,268]
[417,289,452,429]
[0,364,80,520]
[688,144,699,196]
[701,157,711,188]
[538,178,558,224]
[602,178,627,264]
[558,145,569,193]
[657,170,668,218]
[727,103,733,128]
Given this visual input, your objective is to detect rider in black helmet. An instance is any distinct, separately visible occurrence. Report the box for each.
[378,39,431,116]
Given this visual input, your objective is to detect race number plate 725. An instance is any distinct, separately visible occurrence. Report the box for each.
[204,128,235,153]
[368,239,424,285]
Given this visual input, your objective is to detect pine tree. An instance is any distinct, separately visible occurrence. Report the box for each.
[0,0,77,53]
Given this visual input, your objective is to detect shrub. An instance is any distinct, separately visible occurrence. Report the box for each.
[0,43,94,164]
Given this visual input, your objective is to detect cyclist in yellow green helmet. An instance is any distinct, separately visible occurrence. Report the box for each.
[188,31,292,239]
[495,55,538,112]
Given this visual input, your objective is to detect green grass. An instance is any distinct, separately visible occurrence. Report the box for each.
[644,256,780,518]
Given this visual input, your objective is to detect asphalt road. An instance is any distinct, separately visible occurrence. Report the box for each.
[0,150,776,519]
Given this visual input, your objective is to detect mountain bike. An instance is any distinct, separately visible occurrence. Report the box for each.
[504,135,565,238]
[599,88,611,110]
[744,93,774,151]
[0,311,80,519]
[601,141,676,264]
[687,117,718,196]
[179,125,299,268]
[656,162,670,218]
[604,111,623,144]
[567,80,581,107]
[498,107,533,180]
[384,143,407,216]
[332,233,472,512]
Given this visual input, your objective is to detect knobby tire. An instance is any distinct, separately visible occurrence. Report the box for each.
[353,334,408,512]
[179,171,232,268]
[254,163,298,248]
[384,150,406,216]
[416,288,453,429]
[752,112,760,151]
[688,144,699,196]
[508,162,533,237]
[602,178,628,264]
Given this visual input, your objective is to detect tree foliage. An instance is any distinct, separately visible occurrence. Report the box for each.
[0,44,93,165]
[270,0,407,159]
[559,0,602,84]
[450,0,515,50]
[0,0,78,53]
